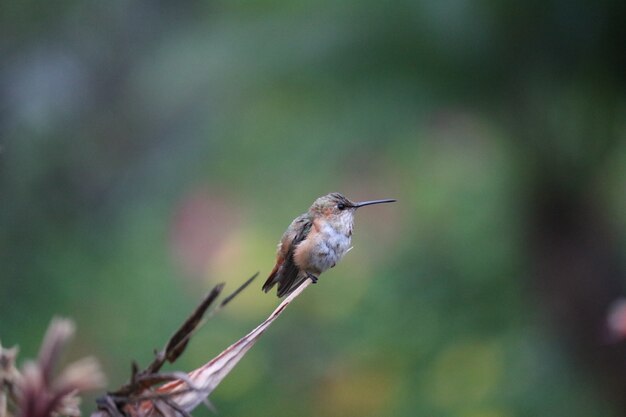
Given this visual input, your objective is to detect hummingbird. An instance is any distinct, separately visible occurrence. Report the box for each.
[262,192,396,297]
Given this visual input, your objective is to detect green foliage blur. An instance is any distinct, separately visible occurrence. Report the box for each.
[1,1,625,416]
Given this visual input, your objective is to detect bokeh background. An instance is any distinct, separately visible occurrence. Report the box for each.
[2,1,626,416]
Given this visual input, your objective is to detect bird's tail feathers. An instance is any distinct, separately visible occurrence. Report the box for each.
[262,264,281,293]
[276,272,308,298]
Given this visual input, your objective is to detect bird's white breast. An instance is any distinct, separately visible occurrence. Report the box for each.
[309,221,352,273]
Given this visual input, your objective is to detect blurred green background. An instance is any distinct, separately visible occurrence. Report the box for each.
[1,1,626,416]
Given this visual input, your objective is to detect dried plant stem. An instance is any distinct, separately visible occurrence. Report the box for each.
[124,278,312,416]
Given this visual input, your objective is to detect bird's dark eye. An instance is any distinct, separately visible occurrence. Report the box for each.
[337,203,345,210]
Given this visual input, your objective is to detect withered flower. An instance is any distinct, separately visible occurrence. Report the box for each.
[2,318,105,417]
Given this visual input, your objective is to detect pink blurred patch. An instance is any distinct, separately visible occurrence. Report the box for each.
[170,189,241,279]
[607,298,626,341]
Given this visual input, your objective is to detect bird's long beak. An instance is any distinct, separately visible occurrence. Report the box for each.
[353,198,396,208]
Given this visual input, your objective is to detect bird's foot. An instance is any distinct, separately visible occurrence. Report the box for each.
[306,272,319,284]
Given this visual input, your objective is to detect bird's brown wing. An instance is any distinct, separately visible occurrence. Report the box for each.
[262,214,312,297]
